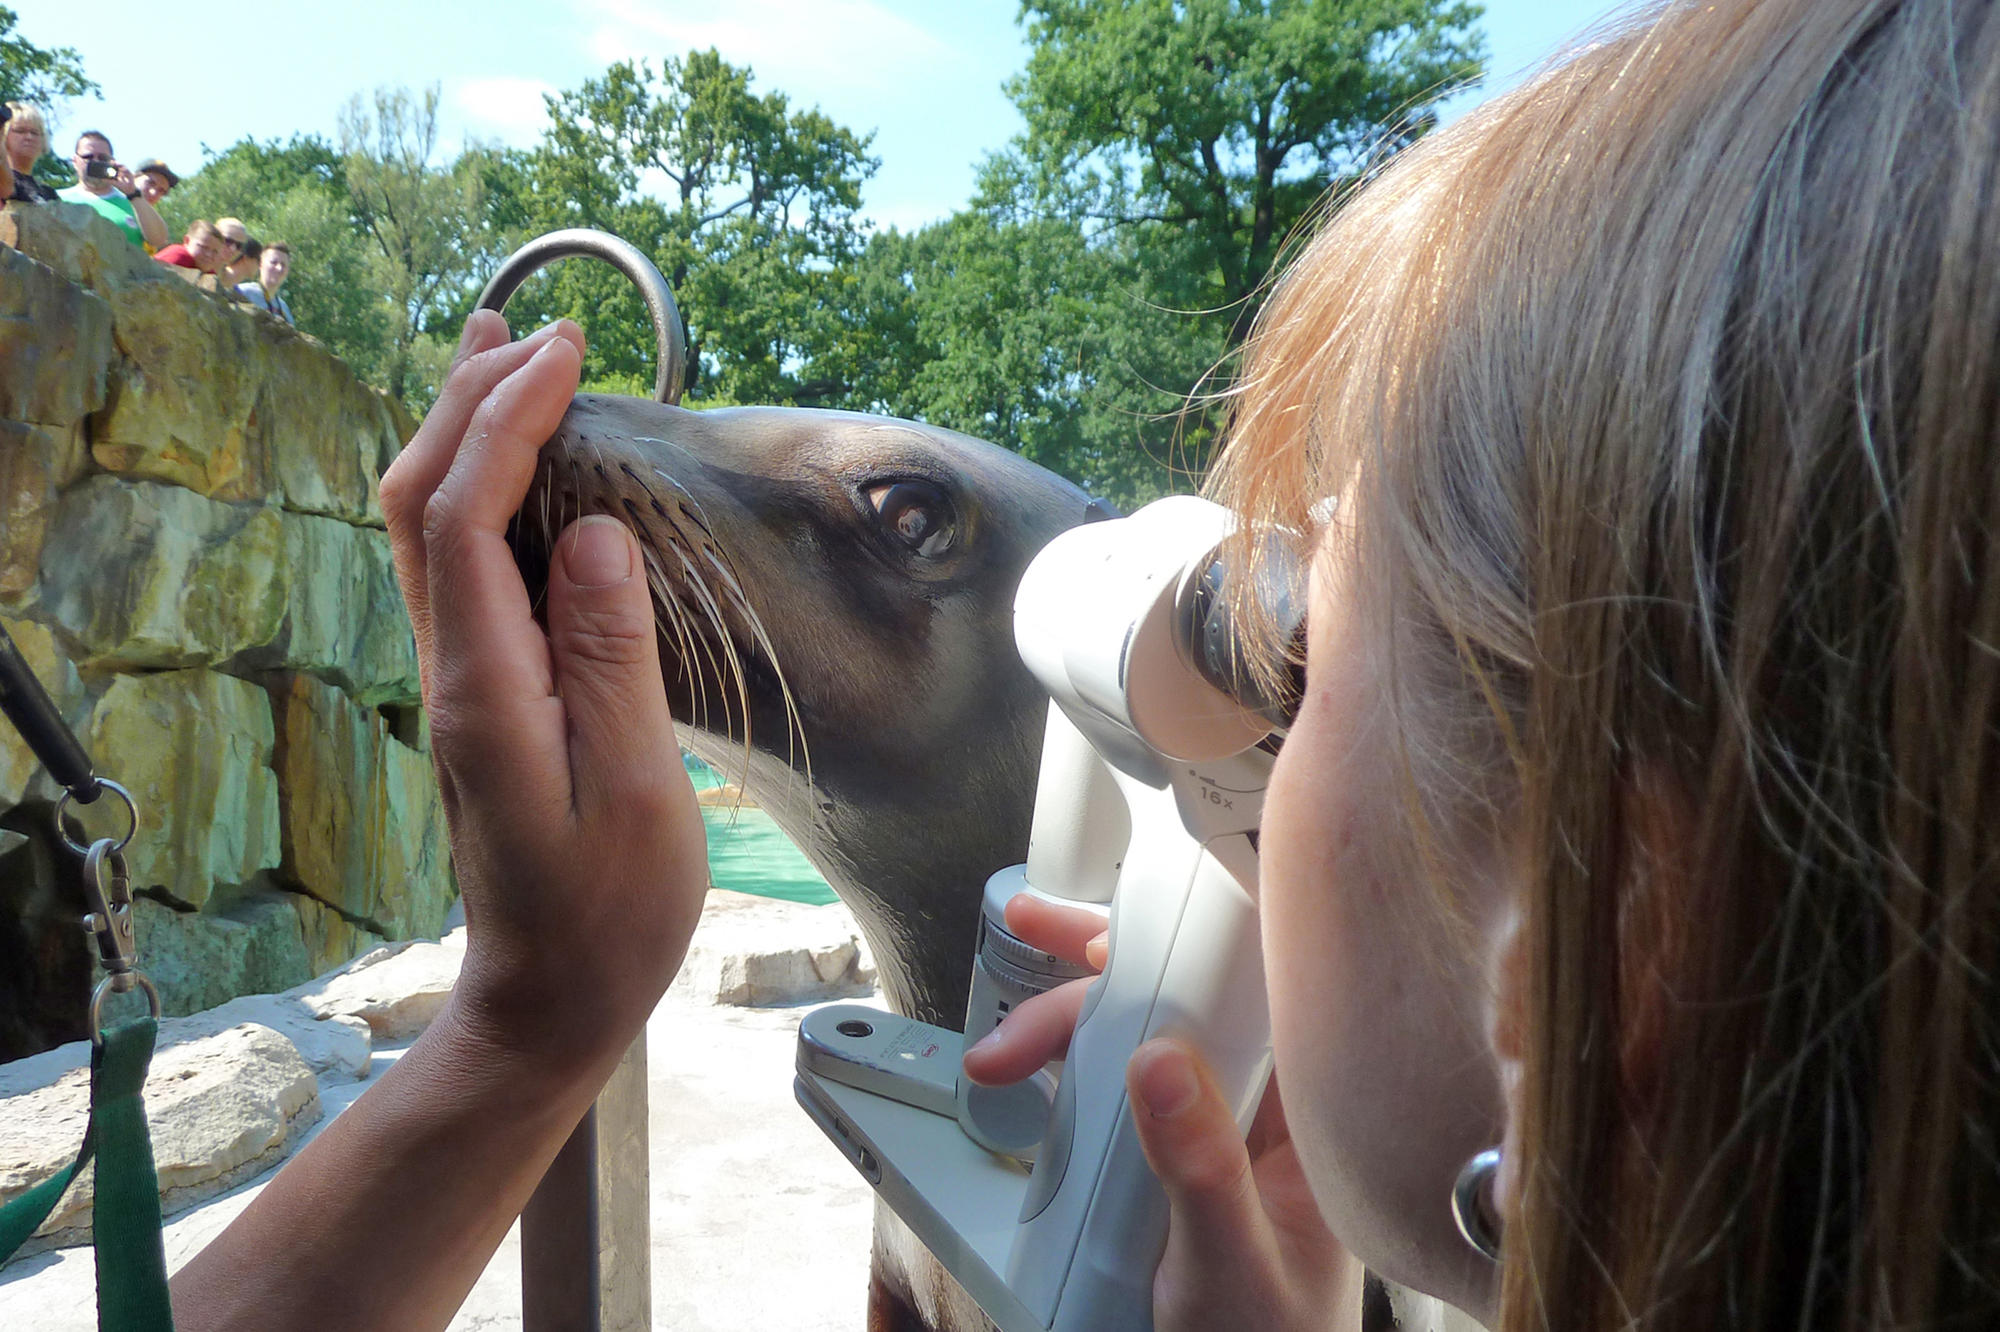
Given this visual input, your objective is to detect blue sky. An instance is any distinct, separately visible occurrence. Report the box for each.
[18,0,1635,233]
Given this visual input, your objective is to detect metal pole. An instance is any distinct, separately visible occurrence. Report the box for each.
[522,1037,652,1331]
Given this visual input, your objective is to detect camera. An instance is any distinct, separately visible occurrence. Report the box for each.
[84,159,117,181]
[797,495,1303,1332]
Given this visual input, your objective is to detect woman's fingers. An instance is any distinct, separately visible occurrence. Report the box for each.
[1004,893,1111,968]
[379,315,580,688]
[1128,1039,1273,1257]
[960,977,1094,1085]
[420,336,585,798]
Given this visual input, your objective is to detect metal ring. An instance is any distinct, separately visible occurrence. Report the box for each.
[1451,1147,1505,1261]
[90,971,161,1042]
[54,778,138,856]
[474,228,688,406]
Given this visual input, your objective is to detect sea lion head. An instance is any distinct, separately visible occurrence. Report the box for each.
[512,393,1104,1024]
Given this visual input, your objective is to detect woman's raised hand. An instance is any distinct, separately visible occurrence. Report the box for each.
[378,310,707,1077]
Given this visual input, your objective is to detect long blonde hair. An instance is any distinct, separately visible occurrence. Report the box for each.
[1213,1,2000,1326]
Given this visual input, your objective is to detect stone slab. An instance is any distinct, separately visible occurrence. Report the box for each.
[0,1022,320,1251]
[672,888,878,1007]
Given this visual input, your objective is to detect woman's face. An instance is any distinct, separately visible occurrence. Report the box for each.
[1257,527,1514,1318]
[6,119,42,171]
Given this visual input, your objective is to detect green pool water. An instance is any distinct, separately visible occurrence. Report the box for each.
[687,755,839,906]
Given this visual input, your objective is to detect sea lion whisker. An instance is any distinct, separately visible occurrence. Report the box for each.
[665,541,757,766]
[661,542,744,745]
[640,546,698,683]
[644,540,725,739]
[689,543,809,782]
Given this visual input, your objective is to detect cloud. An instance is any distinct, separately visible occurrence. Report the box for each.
[579,0,958,106]
[450,76,561,147]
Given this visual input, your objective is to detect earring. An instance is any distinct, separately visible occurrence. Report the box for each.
[1451,1147,1504,1262]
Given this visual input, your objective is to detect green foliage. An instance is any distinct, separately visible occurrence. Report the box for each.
[0,4,97,179]
[857,0,1483,508]
[832,212,1207,504]
[489,52,877,406]
[0,5,93,111]
[339,87,503,406]
[159,135,392,385]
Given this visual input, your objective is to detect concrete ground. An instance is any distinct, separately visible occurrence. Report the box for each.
[0,990,882,1331]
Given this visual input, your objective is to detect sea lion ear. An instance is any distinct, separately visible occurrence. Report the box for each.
[1083,496,1122,523]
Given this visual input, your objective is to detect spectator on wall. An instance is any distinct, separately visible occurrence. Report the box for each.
[238,241,294,323]
[133,158,178,208]
[225,234,262,286]
[57,131,169,251]
[4,103,59,204]
[213,216,252,277]
[154,219,228,274]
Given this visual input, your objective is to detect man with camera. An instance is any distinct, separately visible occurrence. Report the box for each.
[56,130,169,252]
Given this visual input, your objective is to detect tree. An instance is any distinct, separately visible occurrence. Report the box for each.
[0,6,92,111]
[158,136,392,384]
[832,210,1206,502]
[339,86,501,405]
[865,0,1483,509]
[1009,0,1484,345]
[491,53,877,404]
[0,4,96,177]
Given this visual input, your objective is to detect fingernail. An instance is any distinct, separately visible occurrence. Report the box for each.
[564,516,632,588]
[1132,1041,1198,1118]
[966,1026,1004,1058]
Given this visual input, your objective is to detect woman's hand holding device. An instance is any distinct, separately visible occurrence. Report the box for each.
[962,896,1362,1332]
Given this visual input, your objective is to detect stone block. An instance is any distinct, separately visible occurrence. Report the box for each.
[0,243,113,427]
[233,513,418,705]
[0,616,86,808]
[292,887,387,978]
[86,670,281,908]
[0,200,158,297]
[0,1022,319,1249]
[133,892,314,1017]
[260,327,395,525]
[670,889,878,1007]
[0,987,371,1096]
[90,277,269,500]
[273,675,451,941]
[0,420,88,613]
[293,940,461,1041]
[39,477,286,670]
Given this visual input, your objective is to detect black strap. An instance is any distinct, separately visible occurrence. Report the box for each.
[0,621,98,802]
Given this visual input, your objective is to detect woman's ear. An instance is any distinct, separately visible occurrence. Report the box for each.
[1488,902,1527,1218]
[1484,767,1692,1218]
[1614,769,1697,1128]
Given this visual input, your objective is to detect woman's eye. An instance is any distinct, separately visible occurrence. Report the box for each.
[864,480,956,558]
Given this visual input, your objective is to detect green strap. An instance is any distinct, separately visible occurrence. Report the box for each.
[91,1017,174,1331]
[0,1017,175,1331]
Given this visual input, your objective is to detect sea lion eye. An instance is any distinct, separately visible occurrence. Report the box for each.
[865,480,956,558]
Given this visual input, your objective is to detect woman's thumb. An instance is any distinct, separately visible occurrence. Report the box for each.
[545,515,674,807]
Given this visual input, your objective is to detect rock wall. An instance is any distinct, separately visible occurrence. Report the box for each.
[0,202,454,1060]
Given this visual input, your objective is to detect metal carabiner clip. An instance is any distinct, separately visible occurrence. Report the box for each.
[80,837,160,1040]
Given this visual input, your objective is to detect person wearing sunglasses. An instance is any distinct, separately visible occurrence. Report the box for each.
[56,130,169,252]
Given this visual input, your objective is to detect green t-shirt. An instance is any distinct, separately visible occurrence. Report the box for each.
[57,185,144,247]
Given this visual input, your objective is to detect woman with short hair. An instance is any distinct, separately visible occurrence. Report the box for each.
[4,103,58,204]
